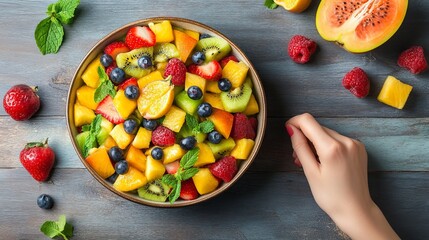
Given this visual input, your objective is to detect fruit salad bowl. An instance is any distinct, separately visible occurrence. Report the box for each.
[66,17,266,207]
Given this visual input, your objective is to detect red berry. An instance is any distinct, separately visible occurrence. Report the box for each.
[209,156,237,182]
[231,113,256,140]
[104,41,130,59]
[19,139,55,182]
[118,77,138,90]
[95,95,125,124]
[220,55,239,68]
[288,35,317,64]
[188,60,222,81]
[180,179,199,200]
[164,58,187,86]
[125,26,156,50]
[165,160,180,174]
[248,117,258,132]
[342,67,370,98]
[397,46,428,74]
[3,84,40,121]
[151,126,176,147]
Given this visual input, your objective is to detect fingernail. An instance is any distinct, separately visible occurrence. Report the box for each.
[286,124,294,137]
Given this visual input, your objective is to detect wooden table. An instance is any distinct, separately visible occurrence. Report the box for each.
[1,1,428,239]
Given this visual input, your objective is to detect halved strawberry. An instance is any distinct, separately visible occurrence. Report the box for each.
[95,95,124,124]
[118,77,138,90]
[165,160,180,174]
[209,156,237,182]
[220,55,239,68]
[180,179,199,200]
[188,60,222,81]
[104,42,130,59]
[125,26,156,50]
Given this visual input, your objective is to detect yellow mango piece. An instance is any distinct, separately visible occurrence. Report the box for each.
[109,123,133,149]
[81,57,103,88]
[85,148,115,179]
[126,146,147,173]
[113,166,148,192]
[377,76,413,110]
[184,29,200,41]
[162,144,186,164]
[132,127,152,149]
[76,85,98,110]
[145,155,166,182]
[113,89,137,119]
[74,103,95,127]
[100,136,117,149]
[192,168,219,195]
[242,94,259,115]
[222,61,249,88]
[205,80,221,93]
[100,117,114,132]
[203,92,224,110]
[162,105,186,132]
[149,20,174,43]
[194,143,216,167]
[230,138,255,160]
[138,70,164,90]
[185,72,207,93]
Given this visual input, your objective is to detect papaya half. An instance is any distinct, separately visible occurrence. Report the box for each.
[316,0,408,53]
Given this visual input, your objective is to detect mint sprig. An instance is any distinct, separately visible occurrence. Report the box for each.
[264,0,278,9]
[162,148,200,203]
[185,114,214,135]
[40,215,74,240]
[94,66,116,103]
[82,114,102,157]
[35,0,80,55]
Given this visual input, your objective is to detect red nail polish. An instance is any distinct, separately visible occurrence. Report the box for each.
[286,125,294,137]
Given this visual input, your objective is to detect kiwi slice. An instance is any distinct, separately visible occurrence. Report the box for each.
[154,43,180,63]
[116,47,154,78]
[137,179,170,202]
[220,84,252,113]
[196,37,231,62]
[208,138,236,159]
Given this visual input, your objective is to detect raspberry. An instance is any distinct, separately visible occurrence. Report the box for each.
[342,67,370,98]
[231,113,256,140]
[397,46,428,74]
[151,126,176,147]
[164,58,187,85]
[209,156,237,182]
[288,35,317,64]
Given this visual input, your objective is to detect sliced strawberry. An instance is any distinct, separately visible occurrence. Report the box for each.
[125,26,156,50]
[180,179,199,200]
[209,156,237,182]
[105,62,117,78]
[220,55,239,68]
[188,60,222,81]
[118,77,138,90]
[95,95,124,124]
[104,42,130,59]
[165,160,180,174]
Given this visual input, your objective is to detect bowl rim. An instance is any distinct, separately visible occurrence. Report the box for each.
[66,16,267,207]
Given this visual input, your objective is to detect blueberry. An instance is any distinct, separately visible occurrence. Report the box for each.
[200,33,212,39]
[208,130,223,144]
[142,118,157,131]
[115,160,129,175]
[151,147,164,160]
[124,85,139,100]
[37,194,54,209]
[197,102,213,117]
[100,53,113,67]
[192,51,206,65]
[180,136,197,150]
[124,118,139,134]
[187,86,203,100]
[108,146,124,163]
[218,78,232,92]
[138,56,152,69]
[106,173,118,184]
[110,67,126,84]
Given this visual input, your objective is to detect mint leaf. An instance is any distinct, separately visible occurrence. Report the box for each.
[40,221,61,238]
[56,215,66,232]
[180,167,199,181]
[40,215,73,240]
[180,148,200,169]
[56,0,80,24]
[168,181,181,204]
[97,65,109,80]
[162,174,178,187]
[264,0,278,9]
[63,223,74,238]
[199,120,214,134]
[185,114,199,131]
[35,16,64,55]
[83,114,102,157]
[81,124,90,132]
[94,66,116,103]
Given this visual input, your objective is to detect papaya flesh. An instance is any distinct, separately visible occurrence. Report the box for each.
[316,0,408,53]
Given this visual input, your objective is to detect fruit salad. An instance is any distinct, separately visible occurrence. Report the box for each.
[73,20,261,204]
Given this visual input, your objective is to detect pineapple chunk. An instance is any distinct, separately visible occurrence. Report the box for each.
[137,70,164,90]
[148,20,174,43]
[109,123,134,149]
[242,94,259,115]
[126,146,147,173]
[85,148,115,179]
[113,166,148,192]
[185,72,207,93]
[76,85,98,110]
[145,155,166,182]
[113,89,137,119]
[100,136,117,149]
[74,103,95,127]
[377,76,413,109]
[205,80,222,93]
[230,138,255,160]
[221,61,249,88]
[194,143,216,167]
[132,127,152,149]
[203,92,224,110]
[192,168,219,195]
[81,57,104,88]
[162,105,186,132]
[163,144,186,164]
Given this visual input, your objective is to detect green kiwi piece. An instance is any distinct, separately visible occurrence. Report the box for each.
[76,131,91,153]
[96,127,110,146]
[116,47,154,78]
[243,76,253,89]
[137,179,170,202]
[220,84,252,113]
[195,37,231,62]
[178,122,207,143]
[208,138,236,159]
[154,43,180,63]
[174,90,203,114]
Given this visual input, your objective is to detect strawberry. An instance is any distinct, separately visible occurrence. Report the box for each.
[165,160,180,174]
[118,77,138,90]
[105,62,117,78]
[19,139,55,182]
[125,26,156,50]
[95,95,124,124]
[163,58,187,85]
[220,55,239,68]
[342,67,370,98]
[180,179,199,200]
[104,41,130,59]
[209,156,237,182]
[3,84,40,121]
[151,126,176,147]
[231,113,255,140]
[397,46,428,74]
[188,60,222,81]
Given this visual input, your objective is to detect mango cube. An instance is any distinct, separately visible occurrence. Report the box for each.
[185,72,207,93]
[126,146,147,173]
[377,76,413,109]
[137,70,164,90]
[76,85,98,110]
[194,143,216,167]
[85,148,115,179]
[132,127,152,149]
[162,144,186,164]
[113,89,137,119]
[109,123,133,149]
[205,80,222,93]
[242,94,259,115]
[207,108,234,139]
[81,57,103,88]
[230,138,255,160]
[74,103,95,127]
[203,92,224,110]
[173,30,198,62]
[145,155,166,182]
[221,61,249,88]
[192,168,219,195]
[162,105,186,132]
[113,166,148,192]
[149,20,174,43]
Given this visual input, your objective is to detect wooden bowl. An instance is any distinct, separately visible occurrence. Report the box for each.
[66,17,266,207]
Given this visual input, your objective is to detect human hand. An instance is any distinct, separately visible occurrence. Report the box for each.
[286,113,399,240]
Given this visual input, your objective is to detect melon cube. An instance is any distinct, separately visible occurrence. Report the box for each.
[113,166,148,192]
[185,72,207,93]
[145,155,166,182]
[85,148,115,179]
[126,146,147,173]
[132,127,152,149]
[109,123,133,149]
[230,138,255,160]
[113,89,137,119]
[194,143,216,167]
[174,90,203,114]
[192,168,219,195]
[148,20,174,43]
[74,103,95,127]
[162,144,186,164]
[221,61,249,88]
[162,105,187,132]
[81,57,104,88]
[377,76,413,109]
